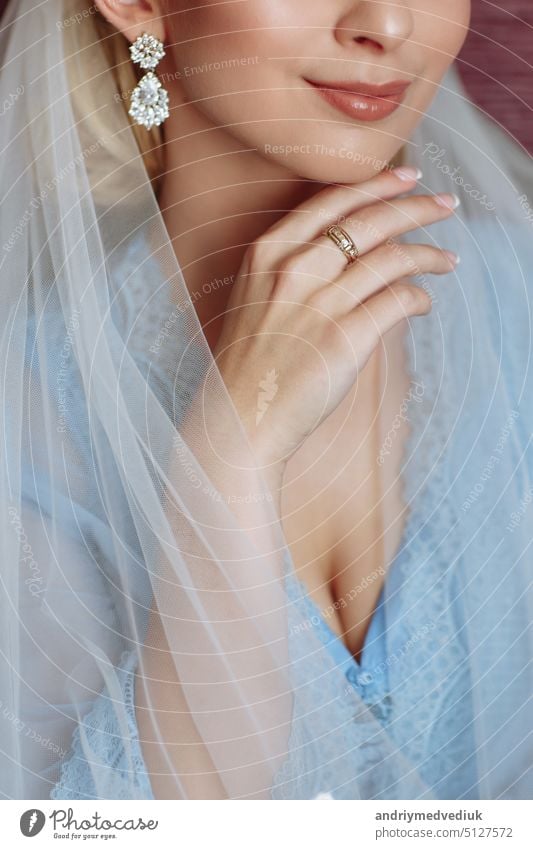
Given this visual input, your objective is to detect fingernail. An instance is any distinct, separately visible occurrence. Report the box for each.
[434,193,461,209]
[445,250,461,265]
[392,166,423,182]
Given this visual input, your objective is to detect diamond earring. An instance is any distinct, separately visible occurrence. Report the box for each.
[128,33,170,130]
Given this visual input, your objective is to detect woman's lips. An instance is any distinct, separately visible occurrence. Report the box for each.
[305,78,411,122]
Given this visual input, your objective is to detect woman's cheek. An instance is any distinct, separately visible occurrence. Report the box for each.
[168,0,304,48]
[408,5,470,115]
[166,6,302,117]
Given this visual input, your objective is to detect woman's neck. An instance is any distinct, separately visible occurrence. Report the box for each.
[157,101,323,348]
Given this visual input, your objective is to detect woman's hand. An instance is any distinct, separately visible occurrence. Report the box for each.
[213,166,459,477]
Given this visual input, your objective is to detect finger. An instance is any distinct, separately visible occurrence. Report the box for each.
[341,279,433,363]
[293,192,460,282]
[310,242,458,316]
[253,166,423,261]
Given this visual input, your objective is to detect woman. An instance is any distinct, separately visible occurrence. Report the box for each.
[0,0,532,800]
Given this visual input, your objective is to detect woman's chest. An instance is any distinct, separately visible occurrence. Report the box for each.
[281,321,413,661]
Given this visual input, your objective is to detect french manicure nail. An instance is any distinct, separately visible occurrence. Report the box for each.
[445,250,461,265]
[393,166,423,182]
[434,193,461,209]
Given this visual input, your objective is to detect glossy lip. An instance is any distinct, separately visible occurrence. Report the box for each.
[304,78,412,122]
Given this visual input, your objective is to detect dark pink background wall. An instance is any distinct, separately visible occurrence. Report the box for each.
[1,0,532,154]
[458,0,533,155]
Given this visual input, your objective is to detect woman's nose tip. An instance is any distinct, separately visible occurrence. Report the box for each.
[336,1,414,53]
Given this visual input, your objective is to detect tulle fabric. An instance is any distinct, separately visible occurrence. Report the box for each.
[0,0,532,800]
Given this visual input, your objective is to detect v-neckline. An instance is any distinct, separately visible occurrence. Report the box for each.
[290,574,388,671]
[286,318,417,669]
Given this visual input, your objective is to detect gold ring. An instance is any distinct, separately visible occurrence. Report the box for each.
[323,224,360,266]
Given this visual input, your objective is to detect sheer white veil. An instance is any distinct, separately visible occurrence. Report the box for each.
[0,0,532,800]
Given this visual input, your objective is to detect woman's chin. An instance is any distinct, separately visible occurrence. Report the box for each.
[283,155,395,186]
[256,131,403,184]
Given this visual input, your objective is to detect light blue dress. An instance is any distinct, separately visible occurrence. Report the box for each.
[42,218,533,801]
[50,577,395,802]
